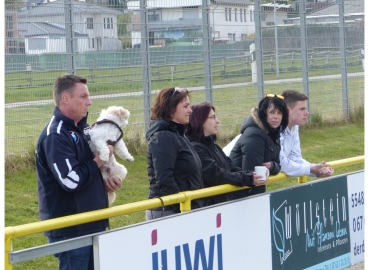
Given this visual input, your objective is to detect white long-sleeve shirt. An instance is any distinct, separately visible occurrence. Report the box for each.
[279,125,316,177]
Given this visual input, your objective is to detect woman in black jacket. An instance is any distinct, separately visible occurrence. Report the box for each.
[146,87,204,220]
[186,102,265,206]
[229,94,288,198]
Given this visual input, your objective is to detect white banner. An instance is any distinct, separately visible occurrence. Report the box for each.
[347,171,365,265]
[95,194,272,269]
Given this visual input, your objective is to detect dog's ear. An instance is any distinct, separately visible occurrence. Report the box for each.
[116,107,129,119]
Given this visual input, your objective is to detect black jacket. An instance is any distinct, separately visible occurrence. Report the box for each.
[146,119,204,213]
[188,134,254,205]
[36,107,109,237]
[229,108,281,198]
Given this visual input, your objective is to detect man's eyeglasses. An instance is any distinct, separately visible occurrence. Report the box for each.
[170,87,185,100]
[265,94,284,100]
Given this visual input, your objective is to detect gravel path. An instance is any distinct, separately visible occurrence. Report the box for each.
[345,262,364,269]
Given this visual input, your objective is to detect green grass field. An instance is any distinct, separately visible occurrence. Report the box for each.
[4,74,364,156]
[4,119,364,269]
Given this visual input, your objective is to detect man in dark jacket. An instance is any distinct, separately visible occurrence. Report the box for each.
[36,74,121,270]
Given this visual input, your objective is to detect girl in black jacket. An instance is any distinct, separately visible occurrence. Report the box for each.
[229,94,288,198]
[186,102,265,206]
[146,87,204,220]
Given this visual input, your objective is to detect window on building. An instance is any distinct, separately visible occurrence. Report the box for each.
[182,6,199,19]
[225,8,228,21]
[87,18,93,29]
[244,9,247,22]
[235,9,237,22]
[104,17,113,29]
[240,9,242,22]
[6,15,13,30]
[261,12,266,21]
[229,8,232,21]
[148,9,161,22]
[28,38,46,50]
[241,34,247,40]
[6,31,13,38]
[91,38,94,48]
[250,10,253,22]
[228,33,235,41]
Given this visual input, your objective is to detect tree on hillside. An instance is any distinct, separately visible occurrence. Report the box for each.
[117,14,131,49]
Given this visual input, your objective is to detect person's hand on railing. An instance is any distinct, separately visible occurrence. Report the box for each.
[311,162,334,177]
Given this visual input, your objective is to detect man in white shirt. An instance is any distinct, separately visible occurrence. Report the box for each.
[279,90,334,177]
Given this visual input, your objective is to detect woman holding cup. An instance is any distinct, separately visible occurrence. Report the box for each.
[229,94,289,199]
[186,102,265,206]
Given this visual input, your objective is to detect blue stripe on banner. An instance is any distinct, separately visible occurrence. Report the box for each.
[303,253,351,270]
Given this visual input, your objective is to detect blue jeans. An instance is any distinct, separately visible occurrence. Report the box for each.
[48,236,94,270]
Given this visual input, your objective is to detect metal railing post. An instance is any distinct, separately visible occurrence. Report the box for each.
[5,232,13,270]
[298,176,308,184]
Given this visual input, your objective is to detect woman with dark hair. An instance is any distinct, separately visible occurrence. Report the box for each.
[186,102,266,206]
[229,94,289,198]
[145,87,204,220]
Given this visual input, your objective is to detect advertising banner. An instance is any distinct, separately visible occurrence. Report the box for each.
[347,172,365,265]
[95,195,272,269]
[270,176,351,269]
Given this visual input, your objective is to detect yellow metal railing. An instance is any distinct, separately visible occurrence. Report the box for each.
[4,155,364,269]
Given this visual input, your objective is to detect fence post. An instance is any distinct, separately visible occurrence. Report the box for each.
[64,0,76,75]
[254,0,265,100]
[290,52,294,68]
[202,0,213,103]
[222,57,226,74]
[338,0,349,120]
[140,0,152,133]
[26,64,32,87]
[299,0,311,123]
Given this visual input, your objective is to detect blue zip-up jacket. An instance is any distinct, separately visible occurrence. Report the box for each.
[36,107,109,237]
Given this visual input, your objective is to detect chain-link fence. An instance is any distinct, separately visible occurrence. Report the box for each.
[5,0,364,156]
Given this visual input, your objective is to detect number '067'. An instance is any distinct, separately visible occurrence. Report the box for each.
[352,215,363,232]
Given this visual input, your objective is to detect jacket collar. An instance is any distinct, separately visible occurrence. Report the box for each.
[250,107,269,133]
[54,107,88,129]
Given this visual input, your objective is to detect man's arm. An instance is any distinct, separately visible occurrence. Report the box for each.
[279,132,311,176]
[280,128,332,177]
[43,133,101,192]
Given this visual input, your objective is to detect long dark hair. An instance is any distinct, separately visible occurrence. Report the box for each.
[151,87,190,122]
[187,102,215,141]
[258,95,288,133]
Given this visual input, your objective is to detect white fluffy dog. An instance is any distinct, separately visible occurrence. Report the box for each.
[89,106,134,205]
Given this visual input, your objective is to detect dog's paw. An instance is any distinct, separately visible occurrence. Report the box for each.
[125,155,134,162]
[100,153,110,162]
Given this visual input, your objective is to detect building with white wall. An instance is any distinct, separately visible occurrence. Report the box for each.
[18,0,123,53]
[127,0,254,48]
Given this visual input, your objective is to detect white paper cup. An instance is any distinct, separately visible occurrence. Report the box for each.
[255,166,269,181]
